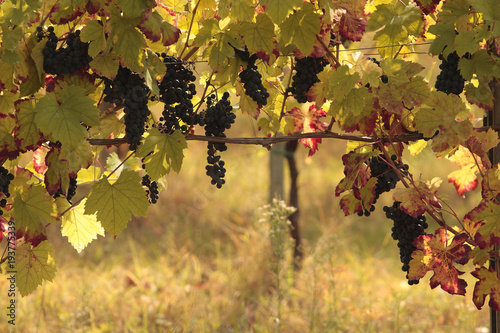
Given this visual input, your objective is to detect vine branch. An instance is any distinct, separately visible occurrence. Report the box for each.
[87,131,426,147]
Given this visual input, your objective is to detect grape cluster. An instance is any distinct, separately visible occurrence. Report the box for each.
[368,57,388,84]
[358,155,408,216]
[384,201,428,285]
[238,54,269,106]
[41,26,92,74]
[157,54,198,133]
[198,92,235,188]
[67,177,77,204]
[435,52,466,95]
[0,166,13,217]
[53,176,78,204]
[141,174,159,204]
[103,66,150,150]
[290,56,328,103]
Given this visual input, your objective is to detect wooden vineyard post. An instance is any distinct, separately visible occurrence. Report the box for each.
[489,81,500,333]
[269,141,285,201]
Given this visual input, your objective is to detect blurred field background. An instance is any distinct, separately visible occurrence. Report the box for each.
[0,36,493,332]
[0,113,491,332]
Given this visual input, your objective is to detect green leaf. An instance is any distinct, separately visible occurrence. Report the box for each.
[109,14,147,72]
[465,81,494,110]
[458,49,500,81]
[143,50,166,96]
[414,91,473,153]
[16,99,42,151]
[89,54,120,79]
[16,240,57,296]
[135,128,188,180]
[240,14,276,56]
[80,20,106,58]
[280,3,321,56]
[1,25,23,51]
[261,0,302,24]
[119,0,148,18]
[193,18,219,47]
[84,170,149,236]
[60,199,105,253]
[12,185,56,233]
[208,27,241,70]
[34,86,100,149]
[138,10,180,46]
[470,0,500,35]
[231,0,254,22]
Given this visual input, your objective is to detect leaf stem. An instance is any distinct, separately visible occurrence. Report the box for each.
[316,34,340,68]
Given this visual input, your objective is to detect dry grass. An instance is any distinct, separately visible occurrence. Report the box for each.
[0,120,491,332]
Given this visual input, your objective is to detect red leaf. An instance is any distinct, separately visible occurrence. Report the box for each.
[408,230,471,295]
[339,193,362,216]
[472,266,500,310]
[468,201,500,249]
[288,105,328,156]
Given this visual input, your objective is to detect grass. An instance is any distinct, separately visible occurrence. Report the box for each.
[0,119,491,332]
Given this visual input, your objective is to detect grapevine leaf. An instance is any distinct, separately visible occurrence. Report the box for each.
[89,54,120,80]
[472,266,500,311]
[448,167,479,197]
[34,86,99,149]
[368,3,424,58]
[208,28,241,70]
[468,201,500,249]
[414,91,473,153]
[84,170,149,236]
[193,18,219,47]
[280,3,321,57]
[335,152,375,197]
[288,105,328,156]
[60,140,94,174]
[135,128,188,180]
[470,0,500,36]
[143,50,166,96]
[240,14,276,56]
[138,9,180,46]
[408,231,470,295]
[339,193,362,216]
[333,3,368,42]
[80,19,106,58]
[231,0,254,22]
[0,113,21,160]
[458,49,500,81]
[88,111,124,139]
[359,177,378,210]
[481,168,500,201]
[16,99,43,152]
[235,80,260,117]
[12,185,56,233]
[44,145,70,196]
[119,0,148,18]
[109,13,147,72]
[393,183,439,218]
[59,199,105,253]
[447,145,483,196]
[1,24,23,51]
[16,240,57,297]
[261,0,302,24]
[466,82,494,112]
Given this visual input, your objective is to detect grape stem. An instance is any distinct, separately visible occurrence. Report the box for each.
[315,34,340,68]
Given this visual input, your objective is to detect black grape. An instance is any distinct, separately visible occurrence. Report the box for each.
[103,66,150,150]
[290,56,328,103]
[198,92,235,188]
[435,51,466,95]
[41,27,92,74]
[0,166,13,215]
[142,174,159,204]
[384,201,428,285]
[359,154,408,216]
[156,54,198,133]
